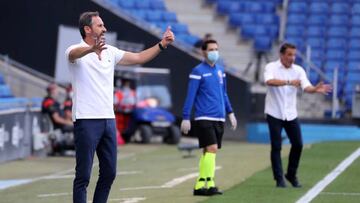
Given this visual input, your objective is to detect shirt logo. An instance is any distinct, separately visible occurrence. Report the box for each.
[202,73,212,77]
[217,70,223,84]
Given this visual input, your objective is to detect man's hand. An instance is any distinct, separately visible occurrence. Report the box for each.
[315,82,332,95]
[92,36,107,60]
[160,26,175,48]
[228,113,237,131]
[180,120,191,134]
[290,79,301,87]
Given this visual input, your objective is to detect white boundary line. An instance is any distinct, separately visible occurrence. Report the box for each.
[296,147,360,203]
[120,166,222,191]
[0,153,135,191]
[321,192,360,196]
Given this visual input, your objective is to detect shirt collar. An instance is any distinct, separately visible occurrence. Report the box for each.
[277,59,293,70]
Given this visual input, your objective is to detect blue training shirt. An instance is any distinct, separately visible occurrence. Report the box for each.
[182,61,233,121]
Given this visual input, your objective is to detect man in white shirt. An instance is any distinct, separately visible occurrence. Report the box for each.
[66,11,174,203]
[264,43,331,188]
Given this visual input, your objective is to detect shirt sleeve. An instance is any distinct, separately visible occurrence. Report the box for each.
[182,68,201,120]
[299,68,312,90]
[264,63,274,83]
[65,44,79,64]
[223,73,233,114]
[111,46,125,64]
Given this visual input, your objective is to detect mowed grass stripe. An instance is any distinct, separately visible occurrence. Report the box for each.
[202,141,360,203]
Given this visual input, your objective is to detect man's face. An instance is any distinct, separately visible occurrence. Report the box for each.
[86,16,107,39]
[280,48,296,68]
[203,43,218,57]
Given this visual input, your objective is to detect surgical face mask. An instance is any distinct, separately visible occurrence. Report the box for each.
[207,51,219,64]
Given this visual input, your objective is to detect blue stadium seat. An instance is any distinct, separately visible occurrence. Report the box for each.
[350,27,360,38]
[229,13,256,27]
[307,37,326,50]
[288,2,307,13]
[287,14,307,25]
[162,11,177,23]
[326,50,346,60]
[353,3,360,15]
[254,36,272,52]
[310,50,325,60]
[327,26,348,38]
[329,15,350,26]
[146,11,163,22]
[241,25,257,40]
[309,2,329,14]
[307,14,327,25]
[117,0,136,9]
[326,39,347,50]
[245,2,264,13]
[324,60,346,72]
[285,37,305,52]
[348,51,360,61]
[286,25,305,38]
[257,14,279,25]
[351,15,360,27]
[135,0,151,9]
[331,3,350,14]
[150,0,166,10]
[217,1,240,15]
[349,39,360,50]
[171,23,189,34]
[347,62,360,72]
[307,26,326,37]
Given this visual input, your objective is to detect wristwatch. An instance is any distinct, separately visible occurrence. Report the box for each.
[158,42,166,51]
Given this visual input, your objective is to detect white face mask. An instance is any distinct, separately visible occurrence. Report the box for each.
[207,51,219,63]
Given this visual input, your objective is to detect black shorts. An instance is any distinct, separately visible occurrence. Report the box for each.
[193,120,224,149]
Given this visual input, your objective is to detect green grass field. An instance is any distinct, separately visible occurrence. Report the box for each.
[0,141,359,203]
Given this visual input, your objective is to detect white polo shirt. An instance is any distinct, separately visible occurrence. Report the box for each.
[65,40,125,121]
[264,60,312,121]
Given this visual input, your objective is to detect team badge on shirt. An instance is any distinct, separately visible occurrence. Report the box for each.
[217,70,223,84]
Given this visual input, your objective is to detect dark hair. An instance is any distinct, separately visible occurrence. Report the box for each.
[201,39,218,51]
[79,11,99,39]
[280,42,296,54]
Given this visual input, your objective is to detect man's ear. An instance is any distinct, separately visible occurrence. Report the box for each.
[84,26,92,35]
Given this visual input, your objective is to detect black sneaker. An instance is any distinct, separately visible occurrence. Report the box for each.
[208,187,223,195]
[193,188,209,196]
[276,179,287,188]
[285,174,302,188]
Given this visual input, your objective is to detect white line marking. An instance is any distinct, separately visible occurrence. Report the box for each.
[177,167,198,172]
[38,192,70,198]
[120,166,222,191]
[0,153,135,191]
[41,170,143,180]
[109,197,146,203]
[321,192,360,196]
[296,147,360,203]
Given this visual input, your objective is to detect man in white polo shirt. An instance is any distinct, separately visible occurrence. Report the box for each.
[66,11,174,203]
[264,43,331,188]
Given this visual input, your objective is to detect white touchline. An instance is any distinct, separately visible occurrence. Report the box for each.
[119,166,222,191]
[296,147,360,203]
[38,192,70,198]
[321,192,360,196]
[109,197,146,203]
[0,153,135,191]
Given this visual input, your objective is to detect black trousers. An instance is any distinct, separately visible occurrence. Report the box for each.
[266,114,303,181]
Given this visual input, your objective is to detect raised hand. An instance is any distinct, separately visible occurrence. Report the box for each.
[315,82,332,95]
[160,26,175,48]
[92,36,107,60]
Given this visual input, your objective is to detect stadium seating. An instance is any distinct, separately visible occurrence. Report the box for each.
[107,0,200,46]
[285,0,360,111]
[208,0,283,52]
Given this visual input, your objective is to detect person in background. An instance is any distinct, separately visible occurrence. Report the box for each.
[181,39,237,196]
[264,43,332,188]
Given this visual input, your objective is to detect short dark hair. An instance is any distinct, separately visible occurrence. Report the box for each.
[280,42,296,54]
[201,39,218,51]
[79,11,99,39]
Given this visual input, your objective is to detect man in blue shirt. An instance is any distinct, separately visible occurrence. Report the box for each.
[181,39,237,196]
